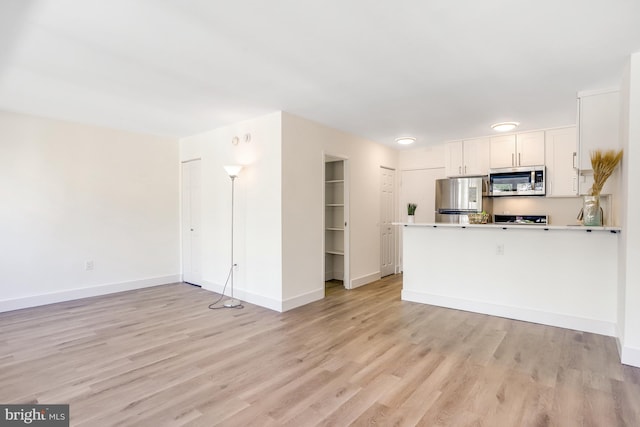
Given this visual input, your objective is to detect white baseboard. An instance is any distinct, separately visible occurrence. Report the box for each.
[350,271,381,289]
[282,288,325,312]
[200,280,282,312]
[0,275,181,313]
[401,290,616,337]
[621,345,640,368]
[200,281,323,312]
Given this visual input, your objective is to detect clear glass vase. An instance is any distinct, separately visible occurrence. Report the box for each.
[583,195,602,226]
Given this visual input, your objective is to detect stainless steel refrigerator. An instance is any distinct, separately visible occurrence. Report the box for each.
[435,177,490,223]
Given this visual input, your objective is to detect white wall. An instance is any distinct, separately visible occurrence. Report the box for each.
[281,113,398,305]
[397,147,446,223]
[179,112,283,310]
[618,52,640,367]
[0,111,180,311]
[398,145,445,170]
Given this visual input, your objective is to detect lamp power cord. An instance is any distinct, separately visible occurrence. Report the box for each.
[208,265,244,310]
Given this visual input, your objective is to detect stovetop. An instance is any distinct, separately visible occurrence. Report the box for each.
[493,214,548,225]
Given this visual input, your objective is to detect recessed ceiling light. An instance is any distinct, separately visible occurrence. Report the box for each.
[395,137,416,145]
[491,122,520,132]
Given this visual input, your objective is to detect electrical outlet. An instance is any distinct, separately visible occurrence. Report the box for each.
[496,244,504,255]
[85,260,94,271]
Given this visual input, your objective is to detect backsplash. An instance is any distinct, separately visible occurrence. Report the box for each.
[491,195,614,226]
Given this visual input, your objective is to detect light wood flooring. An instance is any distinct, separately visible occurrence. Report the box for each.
[1,275,639,426]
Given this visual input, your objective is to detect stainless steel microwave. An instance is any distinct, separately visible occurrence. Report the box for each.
[488,165,545,196]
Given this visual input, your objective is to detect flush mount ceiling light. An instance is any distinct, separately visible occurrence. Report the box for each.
[491,122,520,132]
[395,137,416,145]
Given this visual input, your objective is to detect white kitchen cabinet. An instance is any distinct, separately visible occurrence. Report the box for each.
[577,89,620,195]
[444,138,490,177]
[489,135,516,168]
[545,127,578,197]
[490,131,545,168]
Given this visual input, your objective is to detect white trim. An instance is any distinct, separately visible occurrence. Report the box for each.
[350,271,381,289]
[401,289,616,337]
[615,328,623,360]
[180,157,202,164]
[200,280,282,312]
[621,345,640,368]
[0,275,181,313]
[577,87,619,97]
[282,288,325,312]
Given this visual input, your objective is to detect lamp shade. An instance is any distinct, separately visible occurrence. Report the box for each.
[223,165,243,177]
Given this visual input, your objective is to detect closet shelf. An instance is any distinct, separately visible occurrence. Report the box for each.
[325,250,344,256]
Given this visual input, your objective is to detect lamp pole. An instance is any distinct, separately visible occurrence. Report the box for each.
[223,172,241,307]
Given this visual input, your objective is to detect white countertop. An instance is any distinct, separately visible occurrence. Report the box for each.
[392,222,621,232]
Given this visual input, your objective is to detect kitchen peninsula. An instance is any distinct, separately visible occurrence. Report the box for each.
[399,222,620,337]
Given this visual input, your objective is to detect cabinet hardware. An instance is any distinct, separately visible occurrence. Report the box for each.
[518,153,521,166]
[464,165,467,174]
[458,166,461,174]
[511,153,514,166]
[572,152,577,169]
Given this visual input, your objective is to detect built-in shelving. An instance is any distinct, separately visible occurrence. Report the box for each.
[325,250,344,256]
[325,159,347,283]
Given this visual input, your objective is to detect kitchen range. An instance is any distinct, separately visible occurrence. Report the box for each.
[493,214,548,225]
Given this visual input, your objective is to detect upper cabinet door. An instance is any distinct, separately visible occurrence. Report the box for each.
[490,135,516,168]
[516,131,545,166]
[463,137,490,176]
[444,140,464,177]
[577,90,621,194]
[545,127,578,197]
[578,91,620,170]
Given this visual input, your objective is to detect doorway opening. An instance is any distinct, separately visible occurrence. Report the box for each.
[380,166,396,277]
[181,159,202,286]
[324,154,349,294]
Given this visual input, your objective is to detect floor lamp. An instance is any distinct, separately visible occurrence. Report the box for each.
[223,165,242,308]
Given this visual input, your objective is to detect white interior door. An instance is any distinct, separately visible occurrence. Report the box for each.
[181,159,202,285]
[380,167,395,277]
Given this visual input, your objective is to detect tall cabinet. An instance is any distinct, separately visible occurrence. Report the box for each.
[325,158,349,287]
[577,89,620,195]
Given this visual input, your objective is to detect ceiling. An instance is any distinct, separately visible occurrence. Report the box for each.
[1,1,639,148]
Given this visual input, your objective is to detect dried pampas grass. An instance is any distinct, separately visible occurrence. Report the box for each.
[590,149,623,196]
